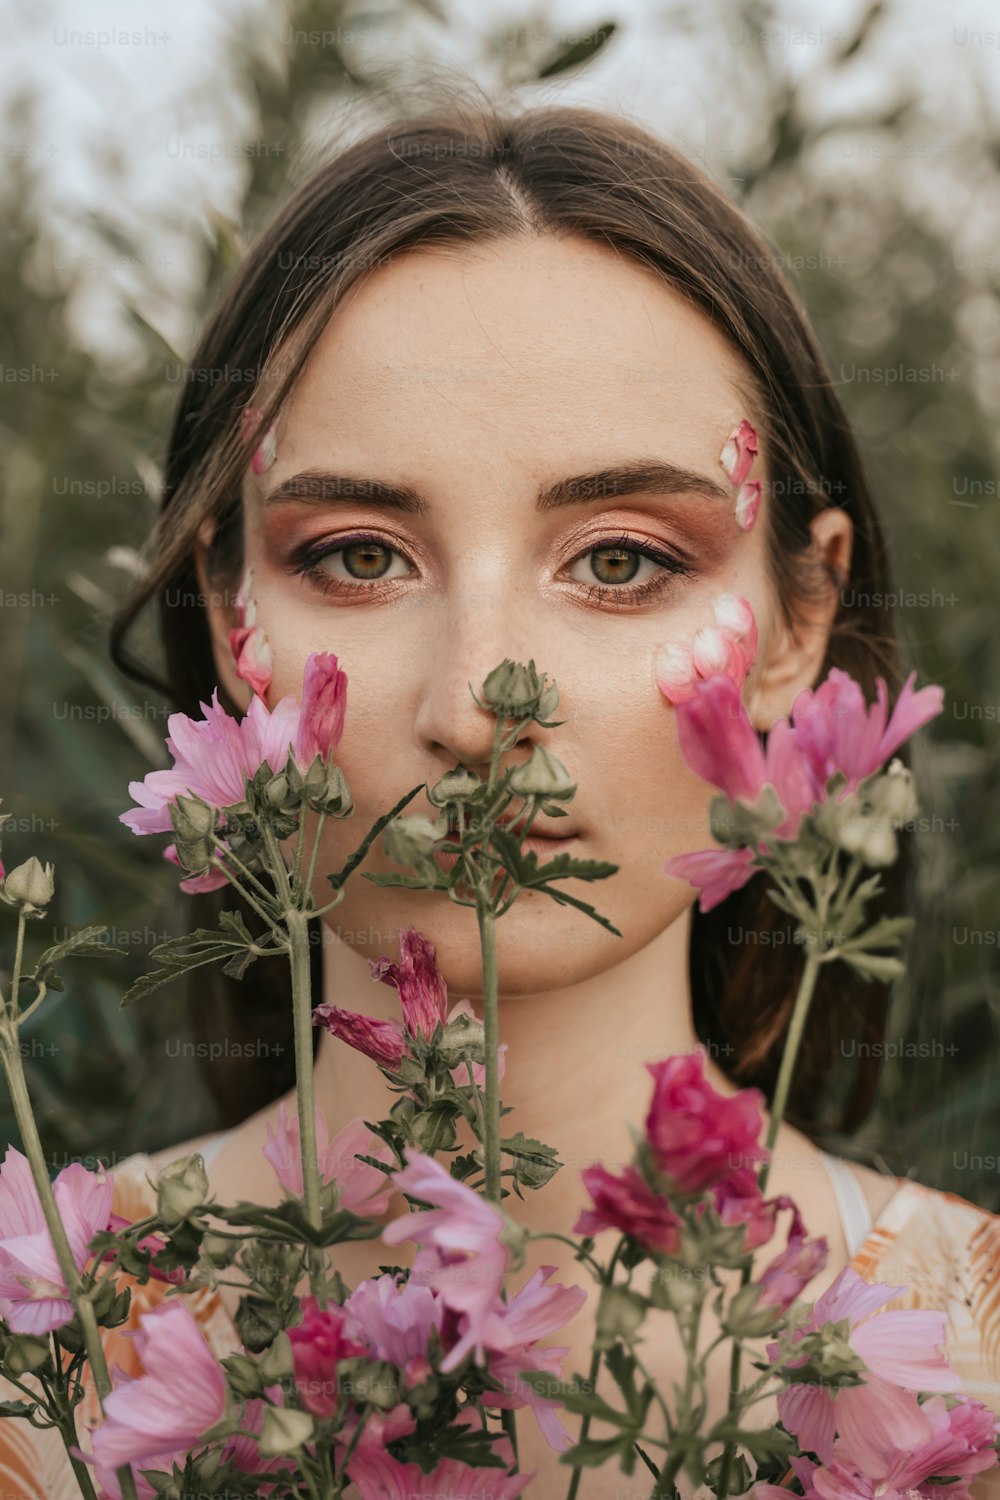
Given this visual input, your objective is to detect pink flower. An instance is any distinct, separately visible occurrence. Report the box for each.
[479,1266,588,1452]
[654,592,758,706]
[288,1295,369,1418]
[120,652,348,890]
[663,668,944,911]
[344,1405,532,1498]
[313,928,507,1086]
[342,1272,444,1367]
[756,1217,829,1311]
[77,1301,230,1500]
[645,1049,768,1195]
[574,1162,683,1255]
[380,1150,585,1451]
[228,565,273,702]
[240,404,278,476]
[720,419,758,487]
[734,478,762,530]
[771,1265,963,1468]
[263,1101,394,1214]
[381,1148,509,1371]
[0,1147,114,1333]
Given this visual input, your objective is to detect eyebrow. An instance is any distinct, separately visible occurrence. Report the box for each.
[261,459,732,515]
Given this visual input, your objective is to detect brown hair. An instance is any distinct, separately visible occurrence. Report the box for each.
[109,93,911,1138]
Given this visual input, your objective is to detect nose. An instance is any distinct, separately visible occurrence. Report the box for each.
[411,584,556,781]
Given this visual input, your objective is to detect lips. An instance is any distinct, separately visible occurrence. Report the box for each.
[445,807,577,840]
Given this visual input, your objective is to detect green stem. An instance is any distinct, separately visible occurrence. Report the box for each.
[715,943,823,1500]
[565,1238,625,1500]
[0,916,140,1500]
[302,810,328,910]
[286,907,326,1309]
[475,901,502,1206]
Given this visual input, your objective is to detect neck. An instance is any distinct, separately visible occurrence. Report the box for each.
[305,906,746,1223]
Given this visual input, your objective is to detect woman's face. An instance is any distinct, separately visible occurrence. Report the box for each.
[217,235,815,997]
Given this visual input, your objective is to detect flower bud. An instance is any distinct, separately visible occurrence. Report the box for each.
[170,794,216,842]
[264,771,300,813]
[437,1010,486,1069]
[259,1405,315,1457]
[171,837,214,874]
[536,680,560,721]
[305,762,353,817]
[222,1351,265,1399]
[480,659,543,716]
[1,857,55,912]
[868,760,918,826]
[506,746,576,802]
[427,768,484,807]
[155,1152,209,1229]
[383,814,448,866]
[202,1232,240,1268]
[257,1329,293,1382]
[595,1284,645,1348]
[4,1334,52,1375]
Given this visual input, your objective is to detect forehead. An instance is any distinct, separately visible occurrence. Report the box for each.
[271,235,757,471]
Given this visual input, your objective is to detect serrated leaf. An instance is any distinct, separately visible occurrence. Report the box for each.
[29,924,125,988]
[840,951,906,981]
[118,922,269,1009]
[328,782,425,890]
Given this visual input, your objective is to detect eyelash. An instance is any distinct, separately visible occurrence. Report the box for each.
[288,529,694,608]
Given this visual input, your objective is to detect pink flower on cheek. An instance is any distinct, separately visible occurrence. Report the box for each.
[228,565,273,702]
[239,404,277,475]
[720,419,762,531]
[655,592,759,705]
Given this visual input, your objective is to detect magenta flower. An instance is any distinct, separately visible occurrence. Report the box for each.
[77,1301,230,1500]
[262,1101,394,1214]
[574,1162,683,1255]
[228,565,273,702]
[288,1295,370,1418]
[771,1265,964,1469]
[645,1049,768,1195]
[313,928,507,1085]
[663,668,944,911]
[0,1147,114,1333]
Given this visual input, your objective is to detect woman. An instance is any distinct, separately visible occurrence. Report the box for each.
[3,97,997,1498]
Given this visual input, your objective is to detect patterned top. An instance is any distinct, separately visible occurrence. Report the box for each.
[0,1147,997,1499]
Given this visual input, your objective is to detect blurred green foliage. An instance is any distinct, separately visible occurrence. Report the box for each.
[0,0,996,1204]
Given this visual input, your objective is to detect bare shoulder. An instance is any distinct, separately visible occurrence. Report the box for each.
[848,1158,906,1224]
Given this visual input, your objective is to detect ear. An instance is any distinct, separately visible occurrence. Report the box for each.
[746,507,852,731]
[194,519,253,715]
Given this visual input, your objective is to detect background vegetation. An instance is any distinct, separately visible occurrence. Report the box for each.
[1,0,997,1205]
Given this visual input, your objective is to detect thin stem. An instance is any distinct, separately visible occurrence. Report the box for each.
[565,1238,625,1500]
[716,943,823,1500]
[0,912,140,1500]
[302,810,328,910]
[475,900,502,1205]
[286,907,326,1309]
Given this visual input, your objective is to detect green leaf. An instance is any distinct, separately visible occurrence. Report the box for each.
[835,914,913,954]
[558,1433,634,1467]
[840,950,907,981]
[29,924,125,989]
[328,782,425,889]
[0,1398,37,1417]
[537,22,617,79]
[514,1368,630,1425]
[118,918,271,1008]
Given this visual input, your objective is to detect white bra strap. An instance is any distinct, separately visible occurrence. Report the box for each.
[817,1150,873,1257]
